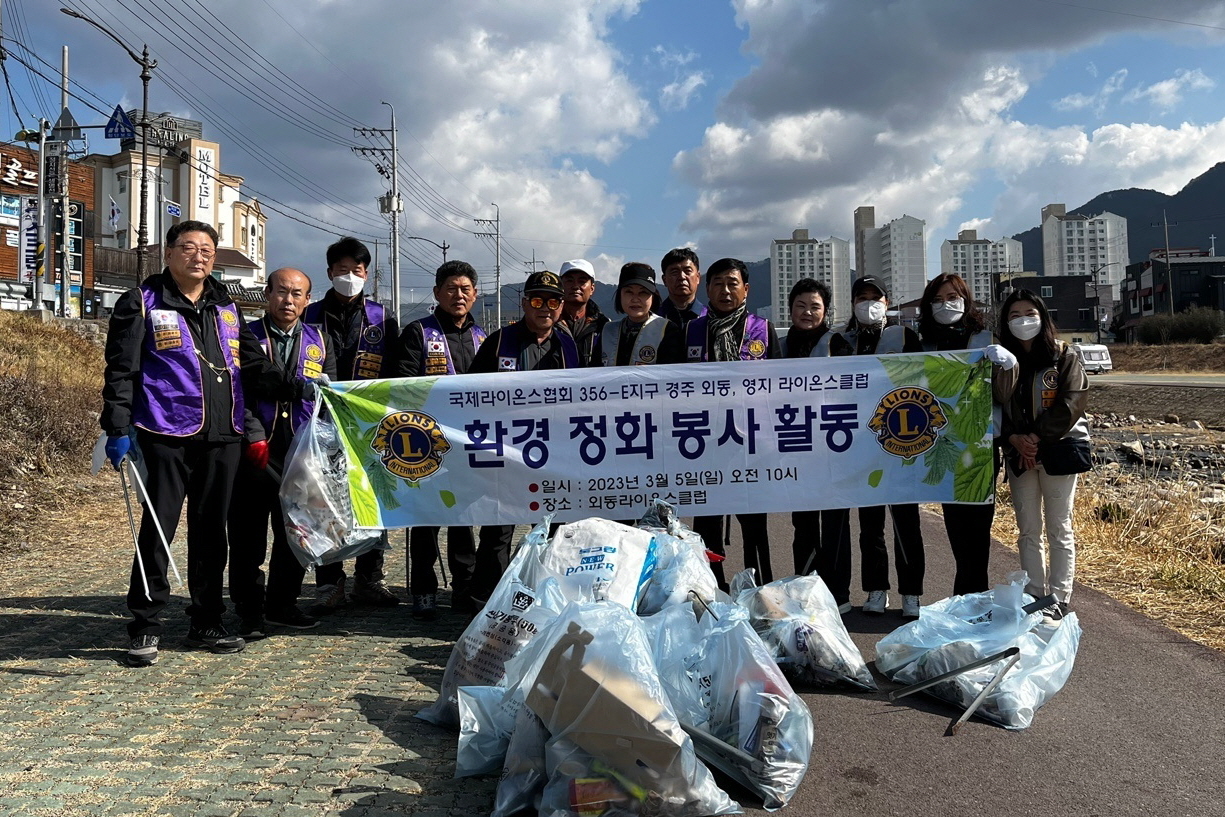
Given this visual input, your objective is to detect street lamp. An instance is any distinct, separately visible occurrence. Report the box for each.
[61,8,157,274]
[404,235,449,262]
[14,120,51,308]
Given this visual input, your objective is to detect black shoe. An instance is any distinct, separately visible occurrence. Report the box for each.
[185,625,246,654]
[265,606,320,629]
[237,617,266,640]
[352,579,401,607]
[126,634,159,667]
[411,594,439,621]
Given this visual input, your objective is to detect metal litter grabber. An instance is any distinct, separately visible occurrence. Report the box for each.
[888,645,1022,733]
[123,457,183,591]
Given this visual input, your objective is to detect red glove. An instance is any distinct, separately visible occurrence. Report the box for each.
[245,439,269,470]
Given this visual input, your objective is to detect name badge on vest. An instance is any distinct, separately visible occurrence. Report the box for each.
[150,309,182,351]
[498,356,516,371]
[687,345,702,361]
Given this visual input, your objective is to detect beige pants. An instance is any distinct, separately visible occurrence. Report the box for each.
[1007,464,1079,604]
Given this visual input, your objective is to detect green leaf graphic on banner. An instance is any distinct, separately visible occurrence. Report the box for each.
[923,354,969,398]
[922,436,961,485]
[334,381,394,426]
[868,469,884,487]
[440,490,457,508]
[880,356,926,386]
[389,378,435,412]
[953,441,995,502]
[946,369,992,445]
[358,426,402,512]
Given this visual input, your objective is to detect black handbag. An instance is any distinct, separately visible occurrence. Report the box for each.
[1038,437,1092,476]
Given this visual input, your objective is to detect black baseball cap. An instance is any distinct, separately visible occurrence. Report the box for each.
[524,270,563,297]
[617,262,658,295]
[851,275,888,299]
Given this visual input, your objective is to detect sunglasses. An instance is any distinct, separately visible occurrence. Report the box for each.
[527,296,562,310]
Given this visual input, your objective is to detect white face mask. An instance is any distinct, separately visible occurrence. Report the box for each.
[931,298,965,325]
[854,299,887,326]
[1009,315,1042,341]
[332,272,365,298]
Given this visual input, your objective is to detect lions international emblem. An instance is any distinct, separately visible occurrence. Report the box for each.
[371,411,451,483]
[220,309,239,327]
[305,343,324,362]
[746,339,766,358]
[363,324,384,345]
[639,345,657,363]
[868,387,948,459]
[1042,369,1059,390]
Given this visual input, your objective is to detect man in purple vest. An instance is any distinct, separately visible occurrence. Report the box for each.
[303,237,401,610]
[228,268,338,638]
[466,271,580,608]
[684,257,781,590]
[654,247,707,330]
[395,260,485,619]
[101,221,308,667]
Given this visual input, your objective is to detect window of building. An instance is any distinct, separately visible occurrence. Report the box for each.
[1078,308,1091,322]
[1041,286,1053,298]
[1048,308,1059,321]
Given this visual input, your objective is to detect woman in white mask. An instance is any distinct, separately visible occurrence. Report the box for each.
[820,276,926,619]
[917,273,1017,596]
[995,289,1090,620]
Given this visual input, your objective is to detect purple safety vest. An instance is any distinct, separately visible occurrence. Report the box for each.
[304,298,389,380]
[248,319,326,434]
[417,314,487,376]
[494,322,580,371]
[685,313,771,361]
[133,284,245,436]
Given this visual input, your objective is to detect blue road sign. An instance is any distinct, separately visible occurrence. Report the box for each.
[166,202,182,218]
[105,105,136,140]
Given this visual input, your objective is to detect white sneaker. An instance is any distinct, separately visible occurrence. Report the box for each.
[863,590,888,615]
[901,595,921,620]
[836,602,852,615]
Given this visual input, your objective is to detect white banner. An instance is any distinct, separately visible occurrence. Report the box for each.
[18,196,39,285]
[320,351,995,529]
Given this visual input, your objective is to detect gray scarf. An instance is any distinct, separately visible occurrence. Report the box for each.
[707,303,747,362]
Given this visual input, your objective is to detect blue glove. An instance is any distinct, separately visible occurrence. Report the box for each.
[105,434,131,470]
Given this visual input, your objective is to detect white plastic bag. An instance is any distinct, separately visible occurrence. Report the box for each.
[646,602,813,811]
[279,397,385,568]
[510,600,739,817]
[733,570,876,691]
[635,502,721,615]
[456,686,517,778]
[491,704,550,817]
[416,576,566,729]
[875,576,1082,729]
[520,517,658,610]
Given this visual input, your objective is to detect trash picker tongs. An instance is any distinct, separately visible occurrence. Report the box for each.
[120,457,183,600]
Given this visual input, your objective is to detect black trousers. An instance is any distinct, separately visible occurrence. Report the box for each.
[407,526,476,595]
[858,504,925,596]
[470,524,516,602]
[692,513,772,588]
[790,508,852,604]
[941,442,1001,596]
[127,432,241,638]
[314,536,387,587]
[227,459,306,617]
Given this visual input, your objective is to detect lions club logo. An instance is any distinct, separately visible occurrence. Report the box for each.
[220,309,239,327]
[746,339,766,359]
[371,411,450,483]
[638,345,657,363]
[305,343,324,362]
[868,387,948,459]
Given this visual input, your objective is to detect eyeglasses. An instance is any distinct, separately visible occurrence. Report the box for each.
[527,296,562,310]
[173,243,215,259]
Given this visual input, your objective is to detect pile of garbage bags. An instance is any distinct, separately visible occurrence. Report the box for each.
[418,502,857,813]
[875,572,1082,730]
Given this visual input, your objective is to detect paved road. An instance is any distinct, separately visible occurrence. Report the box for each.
[1,508,1222,817]
[1094,372,1225,387]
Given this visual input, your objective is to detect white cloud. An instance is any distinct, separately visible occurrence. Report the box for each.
[1122,68,1215,111]
[1053,69,1128,115]
[660,72,708,111]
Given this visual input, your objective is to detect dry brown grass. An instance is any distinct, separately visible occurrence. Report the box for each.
[993,467,1225,651]
[1109,341,1225,373]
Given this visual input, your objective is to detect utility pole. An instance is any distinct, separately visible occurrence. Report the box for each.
[353,103,402,320]
[1152,210,1177,316]
[475,203,501,326]
[1089,261,1118,344]
[525,250,544,274]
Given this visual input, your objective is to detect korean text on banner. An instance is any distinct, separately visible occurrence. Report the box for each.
[318,350,994,529]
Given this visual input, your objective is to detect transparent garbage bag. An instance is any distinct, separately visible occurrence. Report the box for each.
[491,704,551,817]
[875,574,1083,729]
[635,501,721,615]
[519,517,659,611]
[278,396,385,568]
[731,569,876,691]
[646,602,813,811]
[456,685,518,778]
[416,575,566,729]
[509,600,739,817]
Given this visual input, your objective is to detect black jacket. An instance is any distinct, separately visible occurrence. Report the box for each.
[558,301,609,367]
[396,311,480,377]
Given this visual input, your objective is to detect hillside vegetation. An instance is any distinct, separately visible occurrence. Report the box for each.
[1109,342,1225,373]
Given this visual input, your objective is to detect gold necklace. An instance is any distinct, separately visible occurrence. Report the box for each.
[194,349,228,383]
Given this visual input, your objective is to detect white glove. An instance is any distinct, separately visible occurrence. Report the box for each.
[983,344,1017,371]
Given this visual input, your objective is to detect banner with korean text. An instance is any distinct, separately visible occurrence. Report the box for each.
[318,350,994,528]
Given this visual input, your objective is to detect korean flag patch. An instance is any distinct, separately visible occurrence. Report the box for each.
[498,357,516,371]
[426,340,445,354]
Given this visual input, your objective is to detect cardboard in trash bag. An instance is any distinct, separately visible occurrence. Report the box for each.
[511,601,739,816]
[279,397,385,568]
[876,577,1082,729]
[733,570,876,690]
[646,603,813,811]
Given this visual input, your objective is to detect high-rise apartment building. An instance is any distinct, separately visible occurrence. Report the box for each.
[770,229,850,327]
[940,229,1023,305]
[1040,203,1129,298]
[854,208,927,306]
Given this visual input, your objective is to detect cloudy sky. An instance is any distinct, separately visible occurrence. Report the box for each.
[9,0,1225,304]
